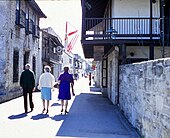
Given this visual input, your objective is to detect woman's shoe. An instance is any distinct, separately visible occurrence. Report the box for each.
[42,108,45,114]
[46,109,48,114]
[61,109,63,114]
[65,110,69,114]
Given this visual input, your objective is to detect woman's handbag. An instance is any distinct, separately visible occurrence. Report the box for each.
[54,83,60,89]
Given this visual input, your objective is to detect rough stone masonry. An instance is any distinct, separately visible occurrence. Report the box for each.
[119,58,170,138]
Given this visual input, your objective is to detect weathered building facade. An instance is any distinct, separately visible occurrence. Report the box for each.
[40,27,63,80]
[61,50,74,74]
[0,0,46,103]
[81,0,170,137]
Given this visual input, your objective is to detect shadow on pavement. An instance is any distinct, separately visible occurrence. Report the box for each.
[51,102,61,107]
[55,93,122,137]
[8,113,28,120]
[90,86,101,92]
[50,114,67,121]
[31,114,49,120]
[55,91,140,138]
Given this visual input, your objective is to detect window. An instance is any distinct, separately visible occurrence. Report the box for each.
[16,0,20,10]
[28,19,33,33]
[32,14,36,25]
[25,7,30,34]
[13,50,19,83]
[69,58,72,64]
[15,0,26,28]
[20,10,26,27]
[15,0,20,25]
[26,8,29,19]
[32,14,40,38]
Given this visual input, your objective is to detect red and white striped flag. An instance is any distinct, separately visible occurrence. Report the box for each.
[66,34,79,52]
[64,21,78,52]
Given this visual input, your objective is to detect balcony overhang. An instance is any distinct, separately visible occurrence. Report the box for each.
[82,0,109,18]
[81,38,159,58]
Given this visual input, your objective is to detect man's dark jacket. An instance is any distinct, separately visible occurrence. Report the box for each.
[20,69,35,90]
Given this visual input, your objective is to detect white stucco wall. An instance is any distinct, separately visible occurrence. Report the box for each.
[112,0,160,18]
[61,51,74,74]
[110,0,160,36]
[126,46,170,59]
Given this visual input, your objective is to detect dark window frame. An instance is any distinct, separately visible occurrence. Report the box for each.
[13,50,19,83]
[25,7,30,34]
[15,0,26,28]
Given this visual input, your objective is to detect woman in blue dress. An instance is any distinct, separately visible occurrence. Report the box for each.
[58,67,75,114]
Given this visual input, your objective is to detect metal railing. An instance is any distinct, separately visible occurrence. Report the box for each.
[83,17,161,39]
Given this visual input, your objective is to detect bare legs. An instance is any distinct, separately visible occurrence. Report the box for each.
[61,100,64,111]
[42,99,49,114]
[61,100,69,114]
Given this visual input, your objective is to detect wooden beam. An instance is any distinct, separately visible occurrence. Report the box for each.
[149,0,154,60]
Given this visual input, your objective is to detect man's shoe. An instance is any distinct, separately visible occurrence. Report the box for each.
[31,108,33,112]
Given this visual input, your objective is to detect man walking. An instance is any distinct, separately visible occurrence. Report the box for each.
[20,64,35,113]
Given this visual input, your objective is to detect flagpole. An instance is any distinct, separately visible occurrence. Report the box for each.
[64,21,68,49]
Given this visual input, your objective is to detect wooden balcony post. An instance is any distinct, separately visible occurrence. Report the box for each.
[121,44,126,64]
[161,0,165,58]
[81,0,86,41]
[149,0,154,60]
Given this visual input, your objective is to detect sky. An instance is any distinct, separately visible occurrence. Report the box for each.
[35,0,84,58]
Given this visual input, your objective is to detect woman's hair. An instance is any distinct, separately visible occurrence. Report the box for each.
[25,63,31,69]
[64,66,69,72]
[44,65,51,72]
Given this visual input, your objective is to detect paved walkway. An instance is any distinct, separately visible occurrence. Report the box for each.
[0,78,140,138]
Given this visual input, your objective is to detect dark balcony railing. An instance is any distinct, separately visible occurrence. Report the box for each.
[83,17,161,40]
[42,49,60,63]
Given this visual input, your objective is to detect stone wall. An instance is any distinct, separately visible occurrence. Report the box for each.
[0,1,42,103]
[119,58,170,138]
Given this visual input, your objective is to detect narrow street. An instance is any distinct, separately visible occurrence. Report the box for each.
[0,78,140,138]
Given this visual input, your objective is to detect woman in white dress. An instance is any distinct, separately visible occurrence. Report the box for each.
[38,66,55,114]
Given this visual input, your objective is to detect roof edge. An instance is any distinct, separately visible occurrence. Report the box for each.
[28,0,47,18]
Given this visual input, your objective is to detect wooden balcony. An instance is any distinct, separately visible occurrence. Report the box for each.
[82,17,161,45]
[42,49,60,63]
[42,31,63,63]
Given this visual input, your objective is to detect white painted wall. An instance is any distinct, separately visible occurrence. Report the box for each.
[111,0,160,35]
[112,0,160,18]
[61,51,74,74]
[126,46,170,59]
